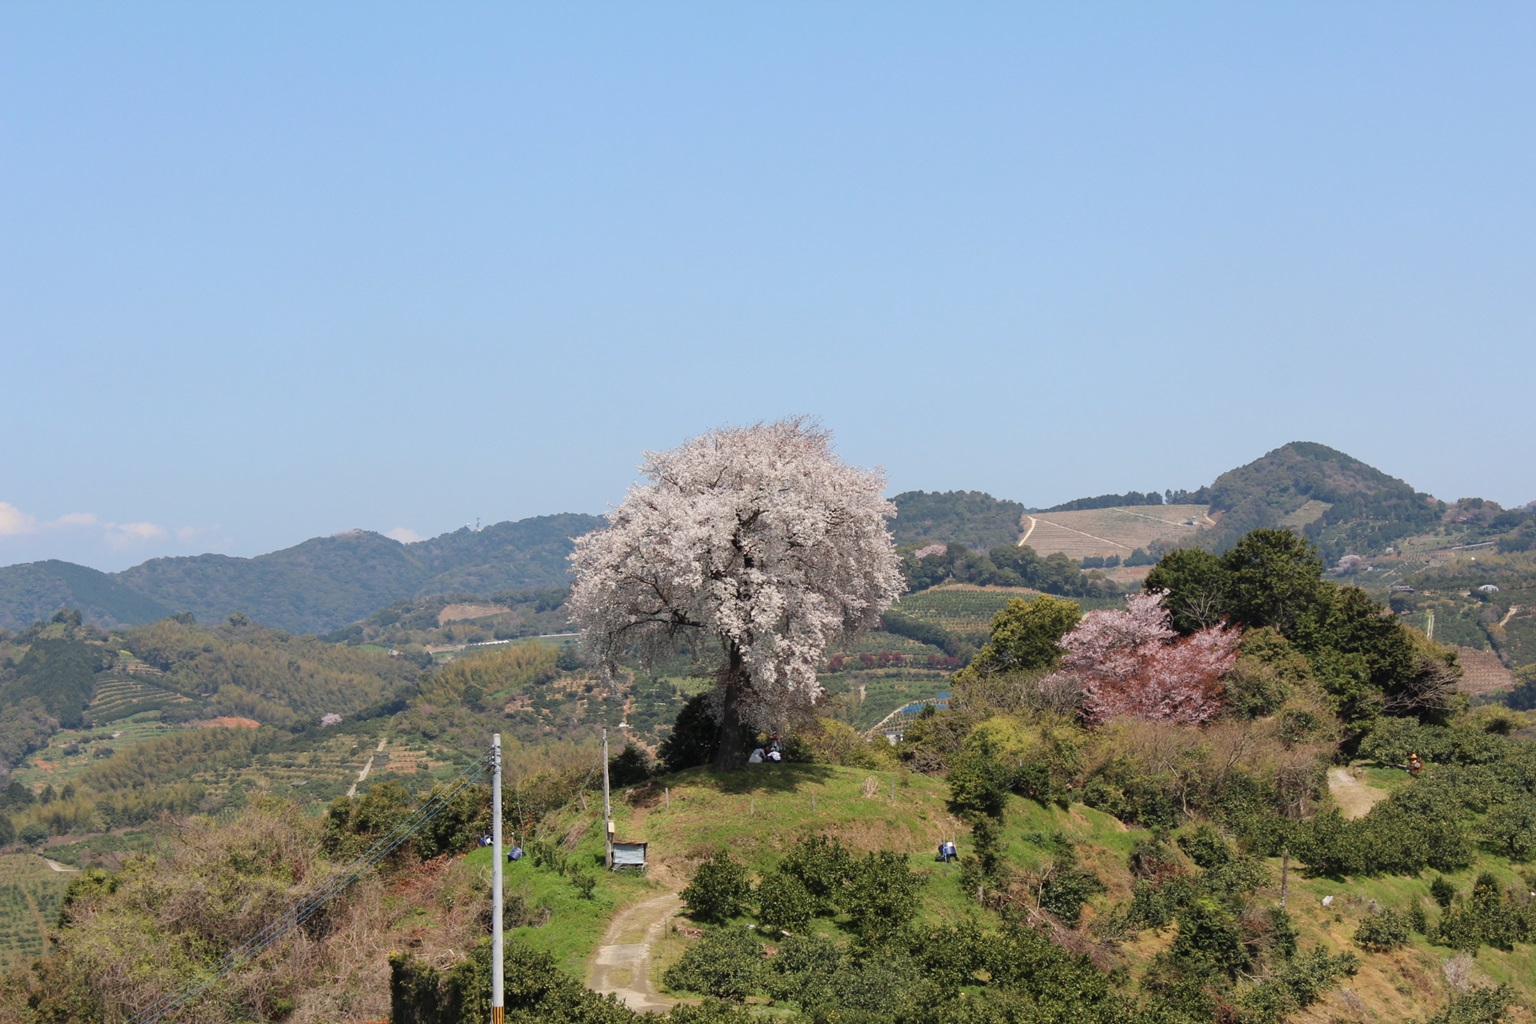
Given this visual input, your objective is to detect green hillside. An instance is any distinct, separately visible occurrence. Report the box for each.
[890,490,1026,551]
[1206,442,1442,559]
[0,560,171,630]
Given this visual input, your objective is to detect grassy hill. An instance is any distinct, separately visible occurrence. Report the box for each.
[445,757,1536,1021]
[1021,504,1214,562]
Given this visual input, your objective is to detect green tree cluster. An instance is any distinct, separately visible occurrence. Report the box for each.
[903,542,1119,598]
[1147,529,1459,731]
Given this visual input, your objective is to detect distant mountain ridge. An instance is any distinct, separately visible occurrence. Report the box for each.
[0,442,1510,635]
[888,442,1465,564]
[0,513,604,634]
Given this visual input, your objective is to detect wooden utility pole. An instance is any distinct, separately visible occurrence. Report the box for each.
[602,729,613,870]
[491,734,504,1024]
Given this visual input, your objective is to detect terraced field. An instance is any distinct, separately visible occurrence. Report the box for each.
[1453,646,1515,698]
[0,855,73,972]
[893,585,1037,635]
[11,713,173,789]
[1022,503,1211,560]
[86,672,197,724]
[828,632,945,657]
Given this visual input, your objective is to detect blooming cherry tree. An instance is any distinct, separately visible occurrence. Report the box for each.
[1057,591,1240,725]
[569,419,903,767]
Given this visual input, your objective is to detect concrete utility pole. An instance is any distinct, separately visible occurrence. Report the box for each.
[602,729,613,869]
[491,734,504,1024]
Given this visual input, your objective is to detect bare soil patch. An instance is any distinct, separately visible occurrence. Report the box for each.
[1327,767,1388,820]
[437,602,509,625]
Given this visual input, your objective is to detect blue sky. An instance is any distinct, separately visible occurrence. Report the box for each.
[3,3,1533,571]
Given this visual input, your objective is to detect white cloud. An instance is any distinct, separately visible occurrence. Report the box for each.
[0,502,38,536]
[0,504,192,563]
[386,527,425,544]
[108,522,167,547]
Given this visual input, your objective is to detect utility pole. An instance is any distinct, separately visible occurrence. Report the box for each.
[602,729,613,870]
[491,734,504,1024]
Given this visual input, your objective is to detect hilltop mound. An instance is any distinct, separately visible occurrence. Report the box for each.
[1206,441,1441,558]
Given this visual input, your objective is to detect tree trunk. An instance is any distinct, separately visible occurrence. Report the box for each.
[712,647,748,770]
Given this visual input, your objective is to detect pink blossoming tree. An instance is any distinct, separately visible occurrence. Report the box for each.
[1056,591,1241,725]
[569,419,903,767]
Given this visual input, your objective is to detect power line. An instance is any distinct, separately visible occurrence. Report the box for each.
[127,751,493,1024]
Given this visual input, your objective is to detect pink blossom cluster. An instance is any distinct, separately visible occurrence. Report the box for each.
[1057,590,1240,725]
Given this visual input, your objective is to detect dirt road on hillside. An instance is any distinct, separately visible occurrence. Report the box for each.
[587,892,683,1011]
[1019,516,1037,546]
[1327,767,1388,819]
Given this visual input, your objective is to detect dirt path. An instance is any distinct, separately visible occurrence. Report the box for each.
[1499,605,1520,628]
[1018,516,1037,546]
[587,892,683,1011]
[345,738,387,798]
[1327,767,1388,820]
[39,857,79,873]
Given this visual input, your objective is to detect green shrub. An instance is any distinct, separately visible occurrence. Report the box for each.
[1127,836,1181,880]
[607,744,652,787]
[1119,877,1195,931]
[662,927,765,1001]
[756,869,814,931]
[1418,986,1513,1024]
[681,851,751,924]
[764,933,842,1004]
[841,851,922,940]
[1483,796,1536,861]
[1038,865,1106,924]
[946,739,1013,818]
[1353,907,1410,952]
[1178,824,1234,870]
[1408,902,1429,934]
[777,835,853,917]
[657,695,720,773]
[1239,947,1358,1023]
[1430,876,1457,908]
[1433,873,1533,952]
[1170,896,1250,981]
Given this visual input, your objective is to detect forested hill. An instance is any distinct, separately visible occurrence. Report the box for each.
[889,490,1026,551]
[1205,441,1442,558]
[0,513,604,634]
[0,561,173,630]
